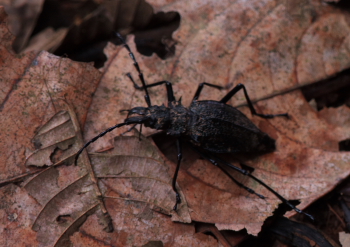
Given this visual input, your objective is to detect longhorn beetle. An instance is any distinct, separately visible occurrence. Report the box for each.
[75,33,314,220]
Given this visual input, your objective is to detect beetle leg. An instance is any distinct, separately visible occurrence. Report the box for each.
[191,146,314,220]
[210,159,266,199]
[172,138,182,211]
[126,73,176,105]
[134,80,176,104]
[120,124,142,140]
[220,83,289,119]
[117,33,177,106]
[194,149,266,199]
[120,124,137,135]
[192,82,224,101]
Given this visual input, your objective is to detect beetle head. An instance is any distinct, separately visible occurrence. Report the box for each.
[124,105,170,130]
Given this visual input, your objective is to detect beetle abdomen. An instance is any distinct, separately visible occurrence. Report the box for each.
[188,101,275,153]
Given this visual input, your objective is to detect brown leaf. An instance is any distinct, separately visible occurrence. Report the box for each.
[24,108,210,246]
[0,6,104,246]
[0,184,41,247]
[23,104,114,246]
[71,203,217,247]
[339,232,350,247]
[0,5,101,184]
[93,135,191,222]
[23,27,68,54]
[2,0,45,52]
[3,0,350,245]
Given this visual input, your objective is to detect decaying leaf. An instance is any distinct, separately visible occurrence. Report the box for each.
[339,232,350,247]
[22,103,112,246]
[25,110,77,167]
[2,0,45,52]
[0,184,41,247]
[91,135,191,222]
[0,4,101,184]
[0,6,103,246]
[71,202,217,247]
[22,106,207,246]
[2,0,350,245]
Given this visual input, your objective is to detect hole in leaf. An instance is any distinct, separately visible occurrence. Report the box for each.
[56,214,72,224]
[339,139,350,151]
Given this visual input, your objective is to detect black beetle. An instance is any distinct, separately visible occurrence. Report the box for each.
[75,33,313,220]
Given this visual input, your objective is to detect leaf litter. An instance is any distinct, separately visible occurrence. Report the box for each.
[1,0,350,246]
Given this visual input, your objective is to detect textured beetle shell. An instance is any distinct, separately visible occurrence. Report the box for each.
[166,102,190,136]
[187,101,276,153]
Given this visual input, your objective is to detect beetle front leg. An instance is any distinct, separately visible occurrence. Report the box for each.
[172,138,182,211]
[126,74,176,106]
[220,83,288,119]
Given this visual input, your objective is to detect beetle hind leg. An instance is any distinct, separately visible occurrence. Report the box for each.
[191,146,314,220]
[216,162,266,199]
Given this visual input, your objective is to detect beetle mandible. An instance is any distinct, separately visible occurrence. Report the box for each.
[75,33,313,220]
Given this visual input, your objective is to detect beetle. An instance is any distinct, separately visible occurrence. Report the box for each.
[75,33,313,220]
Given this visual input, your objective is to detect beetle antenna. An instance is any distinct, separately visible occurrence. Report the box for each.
[75,116,147,166]
[115,32,152,107]
[75,122,128,166]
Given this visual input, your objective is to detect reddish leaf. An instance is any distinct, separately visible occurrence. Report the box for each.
[0,6,103,246]
[0,4,101,184]
[0,184,41,247]
[2,0,350,245]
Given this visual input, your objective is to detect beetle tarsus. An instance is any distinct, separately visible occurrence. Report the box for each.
[173,193,181,211]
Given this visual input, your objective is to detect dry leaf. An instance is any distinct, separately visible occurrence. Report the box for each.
[7,102,114,246]
[339,231,350,246]
[0,6,104,246]
[2,0,45,52]
[71,204,217,247]
[0,184,41,247]
[73,135,220,246]
[0,5,101,184]
[2,0,350,245]
[23,27,69,54]
[91,135,191,222]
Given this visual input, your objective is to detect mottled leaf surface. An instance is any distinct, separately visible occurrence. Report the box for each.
[2,0,350,245]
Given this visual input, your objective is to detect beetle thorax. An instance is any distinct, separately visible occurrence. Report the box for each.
[143,102,190,136]
[166,101,190,136]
